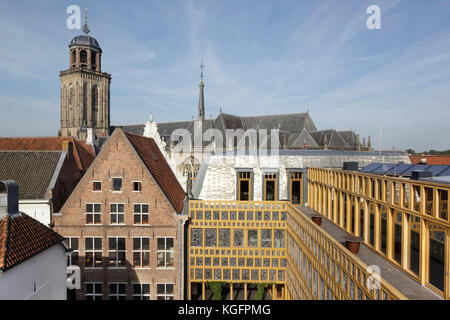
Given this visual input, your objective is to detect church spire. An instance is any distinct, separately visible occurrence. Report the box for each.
[198,61,205,120]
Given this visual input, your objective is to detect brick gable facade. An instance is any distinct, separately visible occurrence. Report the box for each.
[53,129,188,300]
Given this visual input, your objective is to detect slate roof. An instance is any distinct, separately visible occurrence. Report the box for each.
[124,131,186,214]
[120,112,360,150]
[0,137,95,173]
[0,151,64,200]
[0,212,65,272]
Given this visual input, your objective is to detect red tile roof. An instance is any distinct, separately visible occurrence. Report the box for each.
[0,213,65,272]
[124,131,186,214]
[409,155,450,165]
[0,137,95,173]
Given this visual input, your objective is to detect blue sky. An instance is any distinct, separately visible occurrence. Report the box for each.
[0,0,449,152]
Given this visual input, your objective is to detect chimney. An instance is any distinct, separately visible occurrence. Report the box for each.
[0,181,19,219]
[86,128,95,145]
[62,140,74,159]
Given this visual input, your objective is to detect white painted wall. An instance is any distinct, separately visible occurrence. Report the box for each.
[0,244,67,300]
[198,153,411,201]
[19,201,51,226]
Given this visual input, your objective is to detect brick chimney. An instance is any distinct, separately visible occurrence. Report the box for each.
[62,140,74,160]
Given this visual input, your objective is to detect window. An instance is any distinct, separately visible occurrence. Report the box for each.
[133,238,150,268]
[93,181,102,192]
[248,230,258,247]
[85,238,102,268]
[264,173,277,201]
[80,50,88,63]
[157,238,174,268]
[112,178,122,192]
[134,204,149,224]
[109,283,127,300]
[133,283,150,300]
[290,172,303,205]
[110,203,125,224]
[86,203,101,224]
[108,238,126,268]
[92,85,98,126]
[157,283,174,300]
[85,283,102,300]
[133,181,142,192]
[238,172,252,201]
[66,237,79,266]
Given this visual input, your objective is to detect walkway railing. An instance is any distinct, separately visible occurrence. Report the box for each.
[285,203,407,300]
[308,167,450,299]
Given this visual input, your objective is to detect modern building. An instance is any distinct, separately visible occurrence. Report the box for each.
[186,164,449,300]
[53,128,188,300]
[0,181,67,300]
[192,150,411,204]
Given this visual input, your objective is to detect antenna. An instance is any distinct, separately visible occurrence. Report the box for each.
[379,125,382,156]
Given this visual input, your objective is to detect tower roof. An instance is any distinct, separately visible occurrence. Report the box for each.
[69,35,101,51]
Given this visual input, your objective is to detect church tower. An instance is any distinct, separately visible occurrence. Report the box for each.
[59,12,111,140]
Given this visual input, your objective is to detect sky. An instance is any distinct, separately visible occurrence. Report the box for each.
[0,0,449,152]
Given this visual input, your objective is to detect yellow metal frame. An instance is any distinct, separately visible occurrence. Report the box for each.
[187,200,287,300]
[264,174,278,201]
[308,167,450,299]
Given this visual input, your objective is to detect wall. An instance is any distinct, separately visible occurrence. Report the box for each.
[197,152,411,201]
[0,244,67,300]
[19,201,51,226]
[54,130,185,300]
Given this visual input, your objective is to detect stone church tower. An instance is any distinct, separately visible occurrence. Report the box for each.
[59,17,111,140]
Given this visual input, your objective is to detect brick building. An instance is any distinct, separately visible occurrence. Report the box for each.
[53,128,188,300]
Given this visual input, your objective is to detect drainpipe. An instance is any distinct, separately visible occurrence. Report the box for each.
[178,216,189,299]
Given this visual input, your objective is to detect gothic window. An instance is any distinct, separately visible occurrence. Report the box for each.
[68,86,74,106]
[80,50,88,63]
[92,85,98,126]
[183,157,200,188]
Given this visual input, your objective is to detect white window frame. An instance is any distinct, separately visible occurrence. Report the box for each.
[132,237,150,268]
[132,283,151,300]
[85,203,102,225]
[109,282,127,300]
[133,203,149,225]
[66,237,80,266]
[85,237,103,269]
[85,282,102,300]
[92,181,102,192]
[156,283,175,300]
[132,181,142,192]
[108,237,126,269]
[111,177,123,193]
[110,203,125,225]
[156,237,175,269]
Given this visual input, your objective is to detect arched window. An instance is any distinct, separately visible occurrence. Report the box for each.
[80,50,88,63]
[183,157,200,188]
[69,86,74,106]
[91,85,98,126]
[71,50,76,65]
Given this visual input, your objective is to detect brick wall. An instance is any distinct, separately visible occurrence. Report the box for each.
[54,129,186,300]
